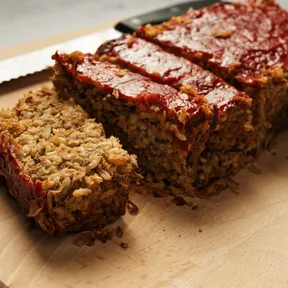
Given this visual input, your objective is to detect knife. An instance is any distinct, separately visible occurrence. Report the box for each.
[0,0,218,84]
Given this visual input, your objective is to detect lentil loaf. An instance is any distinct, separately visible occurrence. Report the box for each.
[97,35,255,185]
[138,0,288,147]
[52,51,217,194]
[0,87,138,235]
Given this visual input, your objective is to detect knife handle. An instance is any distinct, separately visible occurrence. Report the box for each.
[115,0,220,33]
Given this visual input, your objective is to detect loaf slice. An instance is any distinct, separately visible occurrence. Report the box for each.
[0,87,138,235]
[52,51,253,194]
[52,51,218,194]
[138,0,288,147]
[97,35,255,186]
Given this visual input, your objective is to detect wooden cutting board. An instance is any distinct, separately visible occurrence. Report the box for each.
[1,64,288,288]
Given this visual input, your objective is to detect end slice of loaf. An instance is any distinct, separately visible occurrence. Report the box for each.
[0,87,138,235]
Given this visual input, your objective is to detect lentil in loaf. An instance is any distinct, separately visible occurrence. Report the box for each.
[138,0,288,147]
[52,51,216,194]
[0,87,138,235]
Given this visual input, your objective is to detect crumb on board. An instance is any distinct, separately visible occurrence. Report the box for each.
[127,200,139,214]
[94,228,114,243]
[198,229,203,233]
[172,196,188,206]
[120,242,128,249]
[73,228,115,247]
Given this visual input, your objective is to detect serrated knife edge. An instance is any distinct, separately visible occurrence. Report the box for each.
[0,28,122,84]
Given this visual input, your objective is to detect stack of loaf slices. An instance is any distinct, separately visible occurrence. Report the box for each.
[1,0,287,234]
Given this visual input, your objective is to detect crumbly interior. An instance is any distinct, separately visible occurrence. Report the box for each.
[0,88,138,234]
[96,52,255,190]
[54,75,207,189]
[53,67,255,196]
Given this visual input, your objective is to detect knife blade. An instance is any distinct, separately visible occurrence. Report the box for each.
[0,0,217,83]
[115,0,218,33]
[0,28,121,83]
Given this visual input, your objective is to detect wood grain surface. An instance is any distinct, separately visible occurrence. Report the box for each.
[0,78,288,288]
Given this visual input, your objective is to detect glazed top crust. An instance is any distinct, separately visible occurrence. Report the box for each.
[53,52,212,128]
[97,35,251,111]
[138,2,288,85]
